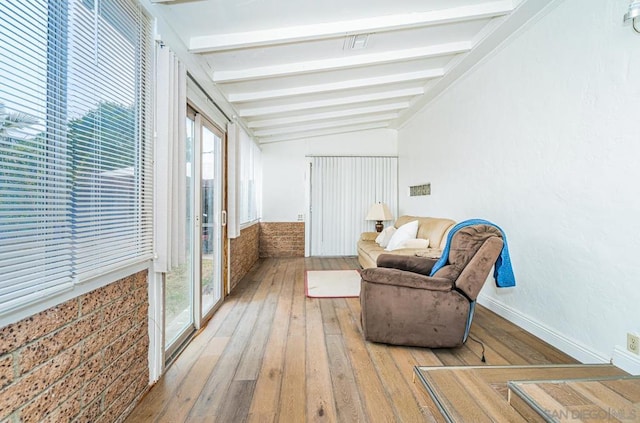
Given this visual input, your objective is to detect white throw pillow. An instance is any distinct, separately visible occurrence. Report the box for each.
[385,220,419,251]
[397,238,429,249]
[375,227,396,248]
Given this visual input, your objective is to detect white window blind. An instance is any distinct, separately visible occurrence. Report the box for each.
[0,0,153,314]
[310,156,398,256]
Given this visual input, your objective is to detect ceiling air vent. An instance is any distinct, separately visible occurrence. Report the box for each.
[344,34,369,50]
[409,183,431,197]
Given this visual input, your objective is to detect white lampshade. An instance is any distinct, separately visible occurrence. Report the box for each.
[365,203,393,221]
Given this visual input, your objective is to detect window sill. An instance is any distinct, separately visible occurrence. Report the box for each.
[0,259,152,329]
[239,220,260,231]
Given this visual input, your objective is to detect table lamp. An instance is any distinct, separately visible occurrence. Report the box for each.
[366,202,393,233]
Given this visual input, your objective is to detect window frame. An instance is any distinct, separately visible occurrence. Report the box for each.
[0,0,154,327]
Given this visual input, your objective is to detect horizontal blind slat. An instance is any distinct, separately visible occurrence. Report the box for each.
[0,0,153,314]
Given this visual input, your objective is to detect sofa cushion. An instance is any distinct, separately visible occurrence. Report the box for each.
[385,220,419,251]
[375,226,396,248]
[357,239,443,269]
[396,238,429,249]
[394,215,421,229]
[394,216,456,249]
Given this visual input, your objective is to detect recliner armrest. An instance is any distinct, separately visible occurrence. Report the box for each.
[361,267,453,291]
[377,254,437,276]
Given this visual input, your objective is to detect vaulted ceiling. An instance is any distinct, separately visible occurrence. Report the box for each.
[148,0,552,144]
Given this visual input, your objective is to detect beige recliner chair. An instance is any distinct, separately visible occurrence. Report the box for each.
[360,224,504,348]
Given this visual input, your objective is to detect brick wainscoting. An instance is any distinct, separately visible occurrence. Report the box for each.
[229,223,260,291]
[0,270,149,422]
[259,222,305,258]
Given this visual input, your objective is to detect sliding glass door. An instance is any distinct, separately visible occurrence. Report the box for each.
[164,115,196,352]
[199,120,223,320]
[164,109,224,357]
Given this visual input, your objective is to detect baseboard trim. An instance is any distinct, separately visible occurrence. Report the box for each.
[612,346,640,375]
[477,294,608,364]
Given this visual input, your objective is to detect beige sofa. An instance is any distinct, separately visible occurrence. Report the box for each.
[357,215,456,269]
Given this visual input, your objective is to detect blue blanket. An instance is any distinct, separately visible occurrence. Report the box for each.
[429,219,516,287]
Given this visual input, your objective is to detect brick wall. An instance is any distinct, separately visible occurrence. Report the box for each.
[229,223,260,291]
[259,222,305,258]
[0,271,149,423]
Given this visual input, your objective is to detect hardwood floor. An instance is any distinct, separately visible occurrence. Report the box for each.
[126,257,577,423]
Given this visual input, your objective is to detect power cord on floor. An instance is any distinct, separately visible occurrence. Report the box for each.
[467,335,486,363]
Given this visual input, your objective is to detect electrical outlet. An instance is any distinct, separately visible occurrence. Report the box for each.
[627,333,639,355]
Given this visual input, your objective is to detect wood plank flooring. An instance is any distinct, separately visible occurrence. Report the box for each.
[126,257,579,423]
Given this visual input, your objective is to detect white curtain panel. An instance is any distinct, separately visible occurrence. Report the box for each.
[154,44,187,273]
[310,156,398,256]
[227,122,262,238]
[227,122,240,239]
[239,129,262,224]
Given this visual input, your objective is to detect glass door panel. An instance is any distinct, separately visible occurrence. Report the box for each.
[164,115,195,350]
[200,124,222,318]
[163,110,223,359]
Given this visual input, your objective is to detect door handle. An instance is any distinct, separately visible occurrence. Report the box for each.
[221,210,227,226]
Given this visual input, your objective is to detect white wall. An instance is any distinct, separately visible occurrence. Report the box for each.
[261,128,397,222]
[398,0,640,370]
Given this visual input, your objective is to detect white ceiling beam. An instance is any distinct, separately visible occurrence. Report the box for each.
[253,113,399,137]
[189,1,514,53]
[227,69,443,103]
[247,102,410,128]
[238,87,422,117]
[258,122,390,144]
[213,42,471,83]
